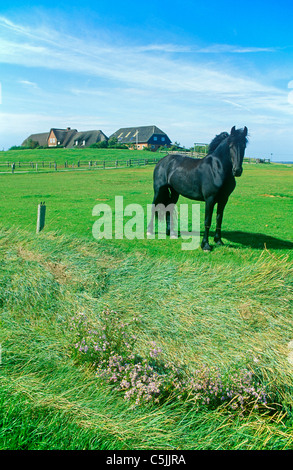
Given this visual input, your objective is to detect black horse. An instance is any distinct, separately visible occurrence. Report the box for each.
[147,126,248,251]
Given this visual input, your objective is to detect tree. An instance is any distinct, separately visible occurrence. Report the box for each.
[108,136,118,147]
[27,139,39,149]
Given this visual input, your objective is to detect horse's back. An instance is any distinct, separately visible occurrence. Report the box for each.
[156,153,202,171]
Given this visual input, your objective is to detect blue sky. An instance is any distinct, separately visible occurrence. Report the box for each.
[1,0,293,160]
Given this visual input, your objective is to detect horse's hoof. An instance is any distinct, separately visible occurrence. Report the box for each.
[201,243,212,252]
[146,231,153,237]
[214,239,224,246]
[170,232,178,239]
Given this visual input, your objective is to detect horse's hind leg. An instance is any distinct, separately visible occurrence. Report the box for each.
[147,186,170,236]
[147,201,156,236]
[166,188,179,237]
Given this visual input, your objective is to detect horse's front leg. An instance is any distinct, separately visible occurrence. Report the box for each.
[201,197,215,251]
[214,198,228,245]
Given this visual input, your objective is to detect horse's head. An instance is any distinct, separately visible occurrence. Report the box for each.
[228,126,248,177]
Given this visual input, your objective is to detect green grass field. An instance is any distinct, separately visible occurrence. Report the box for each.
[0,150,292,450]
[0,147,149,163]
[0,148,163,173]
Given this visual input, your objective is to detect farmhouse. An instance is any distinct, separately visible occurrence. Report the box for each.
[22,127,108,148]
[109,125,171,150]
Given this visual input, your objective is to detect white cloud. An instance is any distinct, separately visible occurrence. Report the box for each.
[0,15,283,103]
[18,80,38,88]
[195,44,276,54]
[0,15,292,157]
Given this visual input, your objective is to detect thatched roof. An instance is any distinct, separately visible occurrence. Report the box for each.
[22,132,49,147]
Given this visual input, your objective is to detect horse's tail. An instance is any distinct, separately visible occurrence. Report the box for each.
[152,156,175,220]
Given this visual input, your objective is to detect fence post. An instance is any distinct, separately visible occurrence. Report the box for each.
[54,162,57,171]
[78,160,80,167]
[103,161,105,169]
[11,163,15,174]
[115,160,118,168]
[36,202,46,233]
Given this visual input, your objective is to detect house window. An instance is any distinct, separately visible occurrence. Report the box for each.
[161,137,165,142]
[82,140,85,146]
[154,136,157,141]
[75,140,78,146]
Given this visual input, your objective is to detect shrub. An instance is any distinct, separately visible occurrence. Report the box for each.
[89,140,128,149]
[90,141,108,149]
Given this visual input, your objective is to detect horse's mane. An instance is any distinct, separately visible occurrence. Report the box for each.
[208,132,229,154]
[228,127,249,146]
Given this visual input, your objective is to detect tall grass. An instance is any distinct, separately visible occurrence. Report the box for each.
[0,225,292,449]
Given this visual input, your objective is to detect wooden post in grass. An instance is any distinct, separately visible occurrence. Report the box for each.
[36,202,46,233]
[11,163,15,174]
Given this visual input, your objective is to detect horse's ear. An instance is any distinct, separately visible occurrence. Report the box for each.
[243,126,248,136]
[231,126,236,134]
